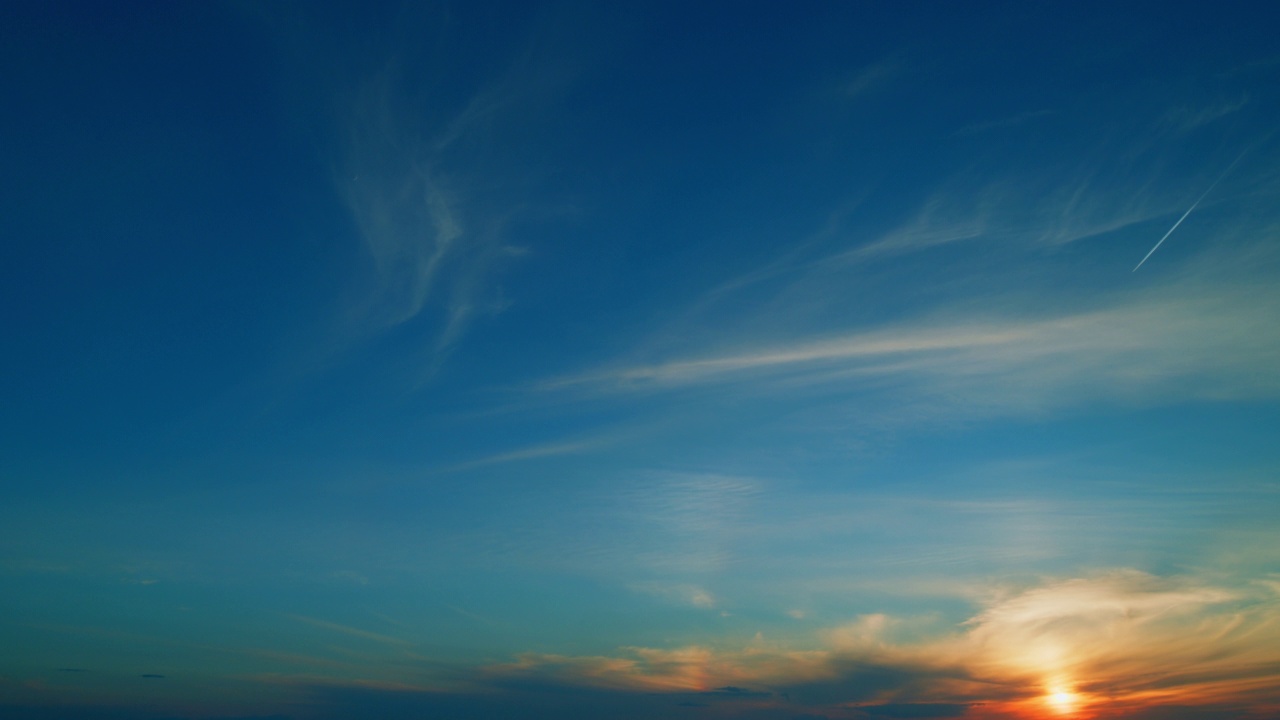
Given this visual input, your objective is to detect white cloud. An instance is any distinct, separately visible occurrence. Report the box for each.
[333,20,574,372]
[432,438,603,473]
[629,582,717,609]
[544,275,1280,417]
[839,54,903,99]
[287,614,412,647]
[617,474,762,575]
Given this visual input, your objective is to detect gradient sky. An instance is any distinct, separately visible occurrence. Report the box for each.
[3,2,1280,719]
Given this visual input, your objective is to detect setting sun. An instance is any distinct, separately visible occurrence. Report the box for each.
[1046,687,1081,715]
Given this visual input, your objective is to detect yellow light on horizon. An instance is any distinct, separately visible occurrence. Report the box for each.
[1045,685,1081,715]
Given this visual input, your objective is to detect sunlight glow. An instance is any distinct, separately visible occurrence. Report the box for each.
[1045,685,1081,715]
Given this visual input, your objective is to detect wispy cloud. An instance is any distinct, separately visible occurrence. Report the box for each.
[955,109,1056,136]
[827,189,995,262]
[706,100,1273,300]
[340,72,487,336]
[617,473,762,575]
[432,437,606,474]
[1161,97,1249,134]
[840,54,904,100]
[288,615,412,647]
[543,278,1280,416]
[832,136,1252,262]
[629,582,718,610]
[334,18,574,373]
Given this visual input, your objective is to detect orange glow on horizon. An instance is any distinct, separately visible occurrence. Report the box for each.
[1044,683,1082,716]
[1048,690,1077,712]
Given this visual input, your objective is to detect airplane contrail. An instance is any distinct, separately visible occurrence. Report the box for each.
[1133,149,1249,272]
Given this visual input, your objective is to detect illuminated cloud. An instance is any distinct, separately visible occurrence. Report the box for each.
[475,571,1280,718]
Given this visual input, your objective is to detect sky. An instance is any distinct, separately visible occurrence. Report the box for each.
[2,2,1280,719]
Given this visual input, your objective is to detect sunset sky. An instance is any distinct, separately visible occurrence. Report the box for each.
[3,2,1280,719]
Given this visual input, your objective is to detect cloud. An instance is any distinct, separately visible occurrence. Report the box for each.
[944,571,1280,714]
[484,645,805,694]
[543,275,1280,417]
[333,12,574,373]
[955,109,1056,136]
[616,474,763,574]
[433,438,605,474]
[629,582,718,609]
[823,137,1253,264]
[302,682,789,720]
[1161,97,1249,134]
[330,570,370,586]
[827,189,993,261]
[472,571,1280,718]
[57,572,1271,720]
[859,704,969,718]
[0,707,291,720]
[339,70,480,335]
[287,615,412,647]
[694,96,1275,316]
[840,55,904,100]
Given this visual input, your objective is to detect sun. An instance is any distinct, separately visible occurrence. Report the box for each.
[1044,686,1081,715]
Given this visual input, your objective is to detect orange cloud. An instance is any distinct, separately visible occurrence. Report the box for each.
[950,571,1280,717]
[482,571,1280,719]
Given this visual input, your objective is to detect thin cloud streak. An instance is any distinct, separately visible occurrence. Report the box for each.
[432,437,606,474]
[542,328,1024,389]
[715,111,1272,295]
[543,283,1280,412]
[1134,148,1250,271]
[287,615,412,647]
[955,109,1056,136]
[646,139,1272,364]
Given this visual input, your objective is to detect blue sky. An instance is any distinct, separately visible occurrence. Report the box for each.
[3,2,1280,719]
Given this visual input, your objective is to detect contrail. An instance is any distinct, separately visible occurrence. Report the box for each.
[1133,149,1249,272]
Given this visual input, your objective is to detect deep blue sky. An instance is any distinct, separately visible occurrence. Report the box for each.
[3,2,1280,719]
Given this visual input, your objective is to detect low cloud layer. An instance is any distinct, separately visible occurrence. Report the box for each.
[472,571,1280,718]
